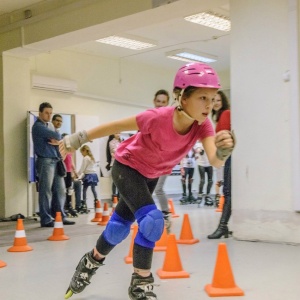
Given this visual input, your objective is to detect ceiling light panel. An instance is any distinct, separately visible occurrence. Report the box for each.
[184,11,231,32]
[166,49,217,64]
[96,36,156,50]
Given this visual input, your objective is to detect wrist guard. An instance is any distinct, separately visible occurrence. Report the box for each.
[63,130,90,150]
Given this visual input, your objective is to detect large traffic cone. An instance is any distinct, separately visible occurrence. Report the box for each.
[205,243,245,297]
[216,195,225,212]
[168,199,179,218]
[98,202,110,226]
[7,219,33,252]
[110,196,118,216]
[177,214,199,245]
[0,260,6,268]
[91,200,102,222]
[124,224,138,264]
[154,227,168,251]
[48,212,69,241]
[156,234,190,279]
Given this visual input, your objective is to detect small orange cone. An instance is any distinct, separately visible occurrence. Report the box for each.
[91,200,102,222]
[168,199,179,218]
[48,212,69,241]
[7,219,33,252]
[124,224,138,264]
[205,243,245,297]
[154,227,168,251]
[110,196,118,216]
[156,234,190,279]
[177,214,199,244]
[98,202,110,226]
[216,195,225,212]
[0,260,6,268]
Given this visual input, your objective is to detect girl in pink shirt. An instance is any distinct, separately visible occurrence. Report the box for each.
[59,62,235,300]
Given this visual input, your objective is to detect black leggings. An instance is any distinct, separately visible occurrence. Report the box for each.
[198,166,213,194]
[95,160,159,270]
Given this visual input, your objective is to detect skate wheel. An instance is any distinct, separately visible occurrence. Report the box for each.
[65,289,73,299]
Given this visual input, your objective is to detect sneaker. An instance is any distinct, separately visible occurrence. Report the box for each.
[128,273,157,300]
[162,211,172,234]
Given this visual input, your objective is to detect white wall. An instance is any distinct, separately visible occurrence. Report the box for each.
[230,0,300,243]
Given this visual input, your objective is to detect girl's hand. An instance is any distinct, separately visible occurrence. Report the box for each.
[215,130,236,160]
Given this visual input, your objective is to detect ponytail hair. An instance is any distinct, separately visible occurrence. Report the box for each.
[80,145,95,162]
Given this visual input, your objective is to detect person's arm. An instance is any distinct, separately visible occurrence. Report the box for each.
[59,116,138,156]
[77,157,89,179]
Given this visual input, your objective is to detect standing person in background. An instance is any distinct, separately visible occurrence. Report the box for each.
[32,103,75,227]
[152,89,173,233]
[57,63,235,300]
[77,145,99,211]
[211,91,230,207]
[106,133,122,202]
[195,141,214,206]
[179,146,197,204]
[208,90,232,239]
[61,133,78,217]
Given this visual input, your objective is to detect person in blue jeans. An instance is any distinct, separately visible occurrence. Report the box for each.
[32,102,75,227]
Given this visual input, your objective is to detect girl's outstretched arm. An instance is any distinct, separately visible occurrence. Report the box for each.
[59,116,138,156]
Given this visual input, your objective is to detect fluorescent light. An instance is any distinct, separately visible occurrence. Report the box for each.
[166,49,217,64]
[185,11,231,32]
[96,36,156,50]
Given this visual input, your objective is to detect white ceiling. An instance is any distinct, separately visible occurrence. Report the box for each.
[0,0,230,73]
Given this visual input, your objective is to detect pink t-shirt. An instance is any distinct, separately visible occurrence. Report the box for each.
[64,153,73,172]
[115,106,215,178]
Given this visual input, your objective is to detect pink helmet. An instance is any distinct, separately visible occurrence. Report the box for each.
[173,62,220,89]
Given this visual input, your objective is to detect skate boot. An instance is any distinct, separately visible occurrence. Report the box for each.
[79,201,89,214]
[128,273,157,300]
[68,206,78,218]
[215,194,220,208]
[65,251,104,299]
[197,193,203,204]
[65,203,78,217]
[188,194,197,204]
[179,194,189,205]
[204,195,214,206]
[162,211,172,234]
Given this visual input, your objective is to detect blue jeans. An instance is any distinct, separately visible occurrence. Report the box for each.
[36,157,66,226]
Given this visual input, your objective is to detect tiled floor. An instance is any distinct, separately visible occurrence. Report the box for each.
[0,197,299,300]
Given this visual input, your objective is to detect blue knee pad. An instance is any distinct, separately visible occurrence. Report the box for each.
[103,213,132,246]
[134,204,164,249]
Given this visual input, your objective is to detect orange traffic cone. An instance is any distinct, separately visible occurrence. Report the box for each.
[205,243,245,297]
[0,260,6,268]
[98,202,110,226]
[7,219,33,252]
[91,200,102,222]
[48,212,69,241]
[216,195,225,212]
[124,224,138,264]
[177,214,199,244]
[154,227,168,251]
[156,234,190,279]
[168,199,179,218]
[110,196,118,216]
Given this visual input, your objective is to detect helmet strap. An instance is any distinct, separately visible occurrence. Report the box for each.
[176,88,196,122]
